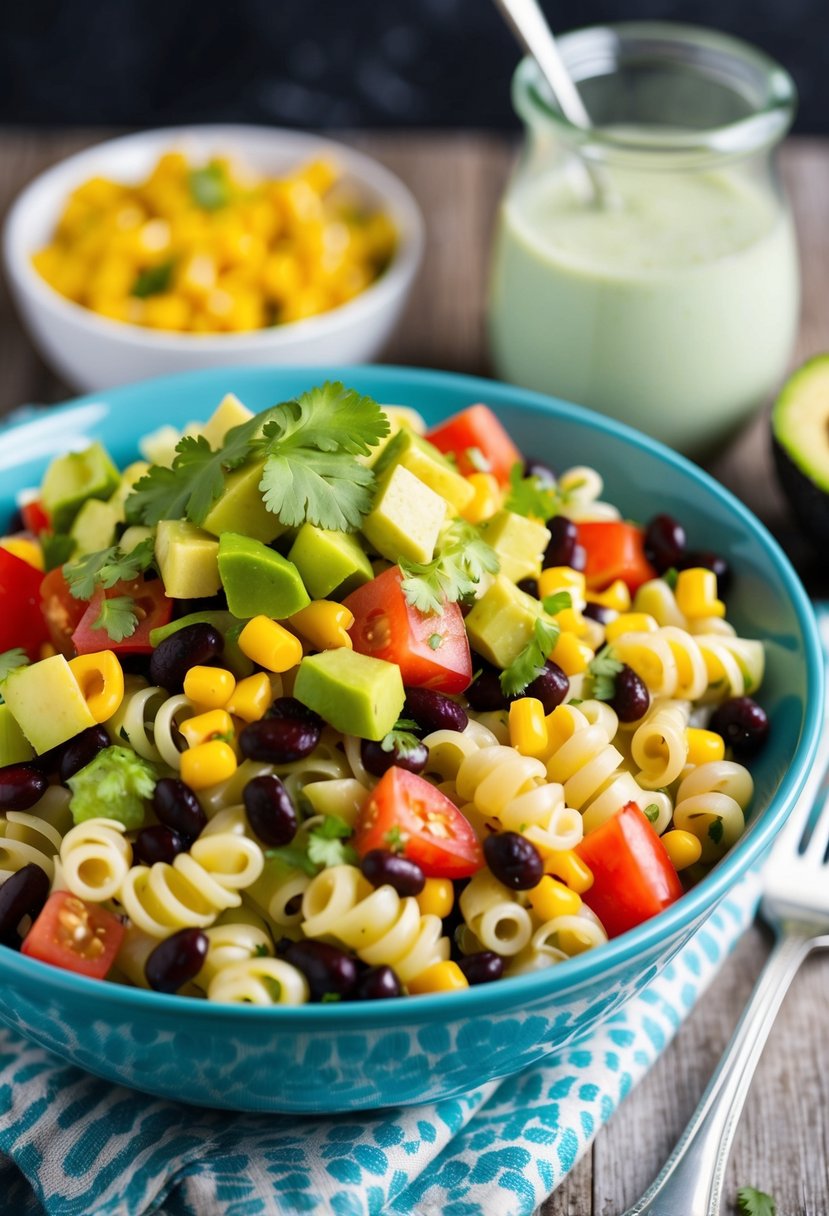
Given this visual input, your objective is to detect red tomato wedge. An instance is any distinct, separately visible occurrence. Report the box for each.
[40,566,87,657]
[344,566,472,695]
[20,499,51,535]
[425,404,522,485]
[576,522,657,593]
[575,801,683,938]
[22,891,125,979]
[0,546,49,659]
[355,766,484,879]
[72,575,173,656]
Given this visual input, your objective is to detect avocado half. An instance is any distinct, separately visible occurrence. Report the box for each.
[772,355,829,546]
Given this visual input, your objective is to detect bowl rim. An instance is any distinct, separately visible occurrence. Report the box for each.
[2,123,425,351]
[0,362,822,1024]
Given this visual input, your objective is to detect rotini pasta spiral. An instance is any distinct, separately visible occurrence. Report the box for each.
[507,906,608,975]
[207,956,309,1004]
[194,922,273,990]
[118,831,264,938]
[612,625,763,704]
[673,760,753,861]
[301,864,449,983]
[107,677,197,767]
[459,870,533,956]
[60,818,132,901]
[0,786,73,883]
[557,466,620,522]
[630,699,692,790]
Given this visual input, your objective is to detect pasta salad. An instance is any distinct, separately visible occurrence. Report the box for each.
[0,384,769,1003]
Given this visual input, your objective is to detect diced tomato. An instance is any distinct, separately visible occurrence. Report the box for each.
[575,801,683,938]
[576,522,657,593]
[425,404,522,485]
[40,566,87,657]
[355,766,484,878]
[0,547,49,659]
[71,575,173,656]
[20,498,50,535]
[21,891,125,979]
[344,566,472,695]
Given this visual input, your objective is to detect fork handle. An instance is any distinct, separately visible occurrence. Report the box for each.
[623,927,817,1216]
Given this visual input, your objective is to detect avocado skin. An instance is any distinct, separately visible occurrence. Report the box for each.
[772,432,829,547]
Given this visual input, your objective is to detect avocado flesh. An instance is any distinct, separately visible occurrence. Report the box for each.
[217,532,309,619]
[293,648,404,740]
[772,355,829,545]
[41,442,120,533]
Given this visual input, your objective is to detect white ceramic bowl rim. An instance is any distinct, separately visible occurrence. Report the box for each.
[2,124,425,350]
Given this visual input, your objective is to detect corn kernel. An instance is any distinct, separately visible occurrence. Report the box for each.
[685,728,725,767]
[180,740,237,790]
[538,567,586,600]
[183,666,236,711]
[460,473,501,524]
[416,878,455,919]
[0,537,45,571]
[289,601,354,651]
[662,829,703,871]
[528,875,582,920]
[68,650,124,723]
[549,632,593,676]
[238,616,303,673]
[554,607,589,637]
[142,294,191,331]
[604,612,659,642]
[179,709,234,750]
[675,568,725,619]
[509,697,548,758]
[407,960,469,995]
[543,850,594,893]
[586,579,631,613]
[225,672,274,723]
[544,704,579,755]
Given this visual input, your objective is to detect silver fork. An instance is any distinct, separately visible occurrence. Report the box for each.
[622,726,829,1216]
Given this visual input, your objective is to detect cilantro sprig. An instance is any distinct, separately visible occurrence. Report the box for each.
[737,1186,776,1216]
[189,161,232,211]
[63,537,156,601]
[267,814,357,875]
[500,616,562,697]
[399,519,499,614]
[380,718,423,760]
[587,649,624,701]
[132,260,175,298]
[91,595,141,644]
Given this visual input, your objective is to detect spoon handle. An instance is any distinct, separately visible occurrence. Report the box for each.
[493,0,593,128]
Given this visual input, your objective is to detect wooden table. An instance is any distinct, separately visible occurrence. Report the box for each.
[1,131,828,1215]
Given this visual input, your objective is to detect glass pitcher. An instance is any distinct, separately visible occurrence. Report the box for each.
[487,23,799,455]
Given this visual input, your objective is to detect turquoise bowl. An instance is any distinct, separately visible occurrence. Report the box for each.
[0,366,821,1113]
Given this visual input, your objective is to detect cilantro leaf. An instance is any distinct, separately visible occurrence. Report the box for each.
[321,991,342,1003]
[64,537,155,600]
[265,844,319,877]
[0,648,29,701]
[40,532,76,572]
[663,566,679,590]
[737,1186,776,1216]
[643,803,660,824]
[189,161,232,211]
[587,649,624,701]
[380,718,423,759]
[93,595,139,643]
[307,814,357,868]
[708,817,724,845]
[257,382,389,459]
[505,462,557,520]
[253,943,270,958]
[500,616,561,697]
[400,519,499,614]
[131,259,175,298]
[541,591,572,616]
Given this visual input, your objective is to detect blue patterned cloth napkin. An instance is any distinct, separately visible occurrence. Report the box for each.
[0,878,758,1216]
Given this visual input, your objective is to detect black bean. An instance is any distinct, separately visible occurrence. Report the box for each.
[0,765,48,810]
[283,940,358,1002]
[404,687,468,735]
[351,964,402,1000]
[145,928,209,993]
[680,550,732,594]
[133,825,186,865]
[709,697,769,759]
[609,665,650,723]
[524,459,556,488]
[457,951,504,985]
[644,514,686,573]
[149,623,224,691]
[57,725,111,782]
[465,661,508,712]
[516,577,539,599]
[544,516,583,570]
[361,737,428,777]
[239,716,321,764]
[243,774,297,846]
[6,507,24,533]
[153,777,207,843]
[583,601,616,625]
[267,697,323,727]
[0,863,50,946]
[484,831,544,890]
[525,661,569,713]
[361,849,425,896]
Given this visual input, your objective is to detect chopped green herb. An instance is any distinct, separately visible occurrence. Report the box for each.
[708,817,724,845]
[64,537,155,601]
[189,161,232,211]
[587,649,624,701]
[67,745,156,829]
[307,814,357,868]
[265,844,319,877]
[384,825,406,854]
[40,532,76,571]
[504,462,556,520]
[643,803,660,824]
[380,718,423,759]
[131,259,175,298]
[737,1187,776,1216]
[541,591,572,617]
[253,944,270,958]
[321,992,342,1003]
[428,632,443,650]
[92,595,140,643]
[500,616,561,697]
[0,648,29,701]
[399,518,499,614]
[663,566,679,590]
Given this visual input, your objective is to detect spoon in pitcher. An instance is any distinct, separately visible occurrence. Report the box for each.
[492,0,617,208]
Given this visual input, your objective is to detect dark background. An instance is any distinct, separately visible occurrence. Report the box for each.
[0,0,821,132]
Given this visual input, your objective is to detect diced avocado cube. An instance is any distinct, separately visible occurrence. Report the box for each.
[69,498,119,556]
[149,610,253,678]
[201,460,288,545]
[41,442,121,533]
[294,648,404,741]
[3,654,96,754]
[362,465,447,565]
[109,461,150,522]
[0,703,35,766]
[218,533,310,619]
[119,525,154,554]
[288,524,374,600]
[480,510,551,583]
[200,393,254,449]
[374,429,475,513]
[155,520,221,599]
[465,574,549,668]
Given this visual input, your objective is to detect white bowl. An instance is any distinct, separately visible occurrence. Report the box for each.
[2,125,425,392]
